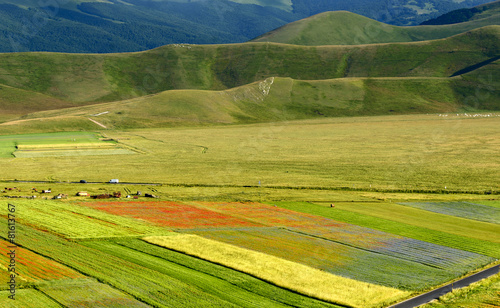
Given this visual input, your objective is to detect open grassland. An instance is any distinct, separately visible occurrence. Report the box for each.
[421,273,500,308]
[398,201,500,224]
[252,11,500,45]
[144,234,410,308]
[274,202,500,258]
[0,115,498,192]
[0,83,77,122]
[0,200,168,239]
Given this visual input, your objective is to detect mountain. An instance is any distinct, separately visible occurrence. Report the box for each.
[1,26,499,130]
[0,0,494,53]
[421,0,500,25]
[251,8,500,45]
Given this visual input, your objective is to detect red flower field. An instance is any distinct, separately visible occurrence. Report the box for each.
[80,201,262,229]
[0,239,84,282]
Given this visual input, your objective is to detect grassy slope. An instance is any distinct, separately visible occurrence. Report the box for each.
[472,0,500,20]
[2,73,498,131]
[422,0,500,25]
[0,26,499,127]
[0,25,498,104]
[251,10,500,45]
[0,84,76,121]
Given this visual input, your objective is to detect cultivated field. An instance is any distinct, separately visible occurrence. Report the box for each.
[0,131,135,159]
[0,114,498,307]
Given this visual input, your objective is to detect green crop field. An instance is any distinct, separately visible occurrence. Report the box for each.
[82,239,328,308]
[317,202,500,243]
[398,201,500,224]
[0,132,136,158]
[274,202,500,258]
[0,289,61,307]
[37,278,152,308]
[0,200,168,239]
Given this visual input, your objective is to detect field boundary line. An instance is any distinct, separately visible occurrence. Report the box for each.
[388,264,500,308]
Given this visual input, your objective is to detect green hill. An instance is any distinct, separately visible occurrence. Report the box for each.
[422,0,500,25]
[251,10,500,45]
[0,0,494,52]
[2,72,498,133]
[0,26,499,129]
[0,26,499,101]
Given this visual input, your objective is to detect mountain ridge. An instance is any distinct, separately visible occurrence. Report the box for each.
[0,0,494,52]
[251,7,500,45]
[0,25,499,129]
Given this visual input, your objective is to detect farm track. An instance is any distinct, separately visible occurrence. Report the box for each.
[5,180,162,186]
[87,118,107,128]
[2,180,498,195]
[389,264,500,308]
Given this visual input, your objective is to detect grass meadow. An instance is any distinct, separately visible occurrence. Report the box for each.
[0,115,498,192]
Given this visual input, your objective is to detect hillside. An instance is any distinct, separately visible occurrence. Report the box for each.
[0,0,494,52]
[422,0,500,25]
[1,26,499,100]
[0,26,499,130]
[2,70,499,133]
[251,10,500,45]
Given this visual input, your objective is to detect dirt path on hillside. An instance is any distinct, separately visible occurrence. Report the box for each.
[88,118,107,128]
